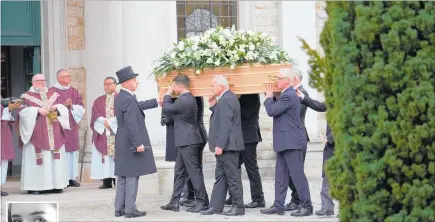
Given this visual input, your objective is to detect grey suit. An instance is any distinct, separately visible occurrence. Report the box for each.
[184,97,208,200]
[300,95,334,211]
[114,89,158,214]
[162,92,209,205]
[288,85,310,205]
[228,94,264,203]
[208,90,245,209]
[264,87,311,210]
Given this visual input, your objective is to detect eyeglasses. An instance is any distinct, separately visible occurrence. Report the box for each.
[104,83,115,86]
[33,80,46,83]
[277,77,288,80]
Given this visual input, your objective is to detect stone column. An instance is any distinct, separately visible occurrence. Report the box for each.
[121,1,177,194]
[83,0,124,181]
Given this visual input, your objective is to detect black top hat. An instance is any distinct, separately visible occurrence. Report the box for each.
[116,66,139,84]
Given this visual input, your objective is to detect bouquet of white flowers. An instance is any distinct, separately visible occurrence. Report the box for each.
[151,26,292,77]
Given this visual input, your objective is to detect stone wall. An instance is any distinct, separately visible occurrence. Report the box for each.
[67,0,88,180]
[254,1,281,45]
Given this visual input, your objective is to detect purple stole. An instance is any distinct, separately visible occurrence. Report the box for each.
[20,91,64,165]
[90,93,118,163]
[1,105,15,161]
[48,86,84,152]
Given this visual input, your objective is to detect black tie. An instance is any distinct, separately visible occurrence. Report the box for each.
[133,94,137,101]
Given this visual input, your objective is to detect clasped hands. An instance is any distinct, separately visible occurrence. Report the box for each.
[38,105,57,116]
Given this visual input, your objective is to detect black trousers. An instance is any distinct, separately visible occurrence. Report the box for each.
[169,144,209,205]
[288,147,307,204]
[210,151,244,209]
[275,149,311,210]
[182,142,206,200]
[228,142,264,202]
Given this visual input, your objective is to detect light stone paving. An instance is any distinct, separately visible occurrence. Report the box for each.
[1,149,339,221]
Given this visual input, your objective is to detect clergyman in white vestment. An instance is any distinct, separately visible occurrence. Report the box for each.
[18,74,70,194]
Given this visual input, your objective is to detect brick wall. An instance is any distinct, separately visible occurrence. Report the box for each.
[67,0,87,163]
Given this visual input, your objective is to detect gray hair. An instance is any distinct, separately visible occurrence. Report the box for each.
[32,73,45,81]
[213,75,229,89]
[56,69,68,76]
[279,67,301,79]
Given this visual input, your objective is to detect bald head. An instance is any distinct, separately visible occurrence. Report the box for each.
[56,69,72,86]
[32,74,47,91]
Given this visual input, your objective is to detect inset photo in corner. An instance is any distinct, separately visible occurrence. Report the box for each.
[6,201,58,222]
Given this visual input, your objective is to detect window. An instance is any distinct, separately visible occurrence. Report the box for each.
[176,1,238,40]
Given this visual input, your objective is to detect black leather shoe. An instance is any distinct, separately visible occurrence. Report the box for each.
[160,203,179,212]
[180,198,194,206]
[1,191,9,196]
[183,201,196,208]
[68,180,80,187]
[124,211,146,218]
[285,202,300,211]
[99,184,110,189]
[260,206,285,215]
[186,203,208,213]
[291,205,313,217]
[27,191,41,195]
[222,206,245,216]
[52,189,64,193]
[224,197,232,206]
[315,209,334,216]
[200,208,222,215]
[245,201,266,208]
[115,210,125,217]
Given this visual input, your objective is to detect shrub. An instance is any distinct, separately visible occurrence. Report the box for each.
[315,2,435,221]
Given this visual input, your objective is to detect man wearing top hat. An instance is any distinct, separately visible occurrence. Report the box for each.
[113,66,161,218]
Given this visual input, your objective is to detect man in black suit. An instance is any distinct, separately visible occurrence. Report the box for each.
[224,94,265,208]
[286,71,310,211]
[296,89,335,216]
[180,97,208,207]
[160,75,209,213]
[114,66,160,218]
[201,75,245,216]
[260,68,313,217]
[161,98,177,162]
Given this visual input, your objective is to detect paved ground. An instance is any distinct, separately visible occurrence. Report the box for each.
[1,145,339,221]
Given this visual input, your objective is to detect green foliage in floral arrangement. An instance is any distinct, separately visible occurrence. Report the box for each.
[151,26,293,77]
[316,1,435,221]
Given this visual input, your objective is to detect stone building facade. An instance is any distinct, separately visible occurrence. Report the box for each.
[4,0,328,193]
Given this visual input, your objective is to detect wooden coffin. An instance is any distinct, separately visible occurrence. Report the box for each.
[156,64,291,97]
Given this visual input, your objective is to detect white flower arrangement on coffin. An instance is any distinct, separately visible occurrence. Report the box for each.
[151,25,293,78]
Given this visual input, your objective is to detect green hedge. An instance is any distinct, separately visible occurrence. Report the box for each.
[317,2,435,221]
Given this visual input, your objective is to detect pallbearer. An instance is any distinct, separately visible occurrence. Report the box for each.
[90,77,118,189]
[49,69,85,187]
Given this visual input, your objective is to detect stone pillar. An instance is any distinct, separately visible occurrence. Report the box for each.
[121,1,178,194]
[280,1,321,143]
[67,0,89,180]
[83,0,125,181]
